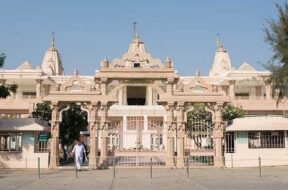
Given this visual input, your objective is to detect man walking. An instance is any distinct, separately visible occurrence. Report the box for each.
[72,139,86,171]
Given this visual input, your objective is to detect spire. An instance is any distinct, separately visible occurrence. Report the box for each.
[195,69,200,77]
[51,32,55,48]
[216,33,222,48]
[133,22,137,38]
[73,68,79,76]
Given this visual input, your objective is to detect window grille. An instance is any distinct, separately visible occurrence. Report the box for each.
[225,132,235,153]
[248,131,285,148]
[0,132,22,152]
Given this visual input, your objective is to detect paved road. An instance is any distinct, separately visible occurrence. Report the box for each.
[1,167,288,190]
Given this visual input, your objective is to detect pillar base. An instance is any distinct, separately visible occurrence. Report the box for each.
[88,157,98,170]
[214,156,224,168]
[49,156,59,169]
[99,157,108,169]
[166,156,175,167]
[176,156,185,168]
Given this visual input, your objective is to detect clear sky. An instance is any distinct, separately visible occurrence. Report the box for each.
[0,0,283,76]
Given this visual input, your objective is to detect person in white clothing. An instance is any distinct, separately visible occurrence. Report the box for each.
[72,139,86,171]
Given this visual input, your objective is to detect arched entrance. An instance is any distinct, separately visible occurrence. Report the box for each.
[185,119,214,166]
[58,103,89,166]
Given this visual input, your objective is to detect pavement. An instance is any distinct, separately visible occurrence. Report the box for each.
[1,166,288,190]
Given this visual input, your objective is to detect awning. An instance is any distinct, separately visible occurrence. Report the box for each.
[225,117,288,131]
[0,118,50,131]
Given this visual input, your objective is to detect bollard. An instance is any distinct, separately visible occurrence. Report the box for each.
[186,157,190,179]
[258,157,262,177]
[38,157,40,179]
[231,154,234,168]
[25,157,27,169]
[75,158,78,179]
[150,157,152,179]
[113,158,116,179]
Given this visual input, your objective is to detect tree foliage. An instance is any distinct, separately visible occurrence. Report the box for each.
[32,102,88,146]
[59,104,88,146]
[185,103,245,125]
[186,103,212,123]
[32,102,52,121]
[222,104,246,121]
[0,53,6,68]
[264,3,288,102]
[0,53,17,98]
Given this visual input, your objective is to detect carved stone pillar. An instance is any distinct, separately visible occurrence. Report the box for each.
[166,102,175,167]
[88,103,98,169]
[100,78,108,95]
[99,103,108,168]
[146,85,153,105]
[167,78,174,95]
[265,81,272,100]
[214,102,224,168]
[49,102,59,169]
[118,88,123,105]
[229,80,235,100]
[36,79,43,99]
[176,103,185,168]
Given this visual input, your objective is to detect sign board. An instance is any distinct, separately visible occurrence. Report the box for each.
[38,133,49,142]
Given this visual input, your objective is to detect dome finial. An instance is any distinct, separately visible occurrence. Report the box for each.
[51,32,55,48]
[195,69,200,77]
[74,68,78,76]
[133,22,137,38]
[216,33,222,48]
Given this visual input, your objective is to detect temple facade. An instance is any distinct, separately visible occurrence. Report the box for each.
[1,31,288,169]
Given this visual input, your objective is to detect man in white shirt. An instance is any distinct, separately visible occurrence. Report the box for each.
[72,139,86,171]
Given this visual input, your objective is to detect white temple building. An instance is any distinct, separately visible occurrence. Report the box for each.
[0,31,288,169]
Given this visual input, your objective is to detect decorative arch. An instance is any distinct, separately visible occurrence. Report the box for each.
[60,75,90,92]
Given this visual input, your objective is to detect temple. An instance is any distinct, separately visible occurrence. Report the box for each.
[1,30,288,169]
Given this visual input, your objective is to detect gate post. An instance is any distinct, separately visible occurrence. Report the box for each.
[176,102,185,168]
[165,102,175,167]
[88,103,99,169]
[214,102,224,168]
[49,101,60,169]
[99,103,109,168]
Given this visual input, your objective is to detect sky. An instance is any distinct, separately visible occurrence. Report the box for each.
[0,0,284,76]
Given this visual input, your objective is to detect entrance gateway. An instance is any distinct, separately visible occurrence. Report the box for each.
[43,32,230,169]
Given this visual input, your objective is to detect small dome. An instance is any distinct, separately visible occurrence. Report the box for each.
[17,60,33,70]
[238,62,255,71]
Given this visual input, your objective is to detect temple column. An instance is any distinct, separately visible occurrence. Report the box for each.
[265,81,272,100]
[167,78,174,95]
[176,103,185,168]
[88,102,98,169]
[229,80,235,100]
[99,102,109,168]
[49,101,59,169]
[147,86,153,105]
[100,78,107,95]
[36,79,43,99]
[118,88,123,105]
[166,102,175,167]
[214,102,224,168]
[123,86,127,105]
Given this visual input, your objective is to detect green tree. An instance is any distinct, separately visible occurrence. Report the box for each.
[185,103,245,132]
[0,53,17,98]
[222,104,246,121]
[32,102,52,121]
[264,3,288,103]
